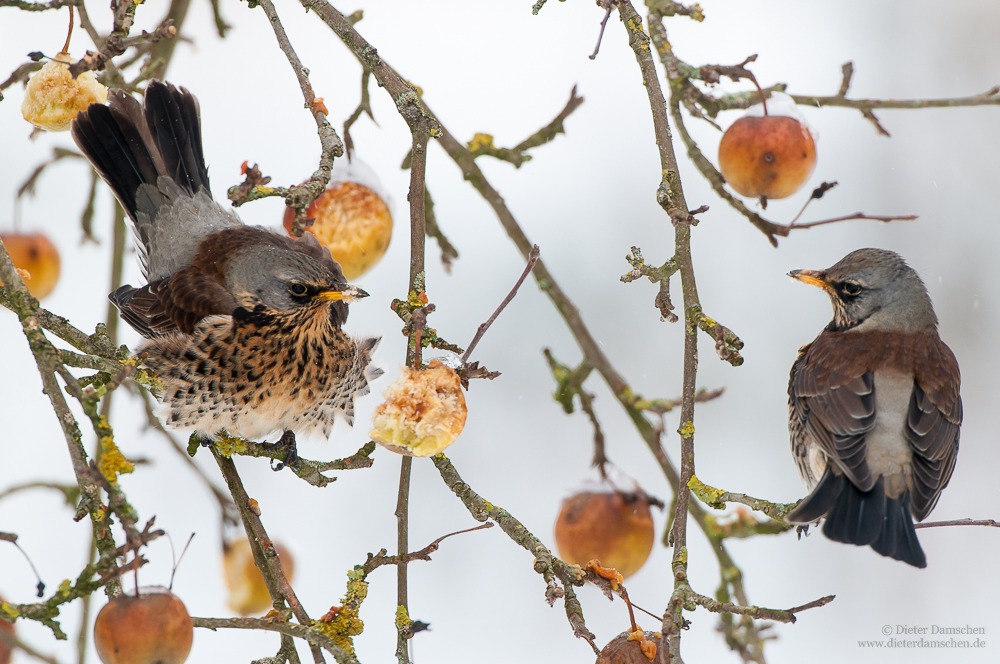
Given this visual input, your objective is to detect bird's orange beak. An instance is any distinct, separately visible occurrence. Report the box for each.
[314,285,369,303]
[788,269,834,293]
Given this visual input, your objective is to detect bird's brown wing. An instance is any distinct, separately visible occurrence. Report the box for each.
[906,336,962,520]
[789,332,878,491]
[111,267,236,337]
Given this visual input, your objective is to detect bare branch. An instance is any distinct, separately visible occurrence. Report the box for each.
[689,591,835,624]
[433,454,599,655]
[240,0,343,237]
[915,518,1000,530]
[212,451,331,664]
[462,245,539,362]
[192,616,349,660]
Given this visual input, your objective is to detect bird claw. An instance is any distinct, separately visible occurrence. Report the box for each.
[263,430,301,472]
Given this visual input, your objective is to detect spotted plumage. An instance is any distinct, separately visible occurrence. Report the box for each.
[72,81,381,462]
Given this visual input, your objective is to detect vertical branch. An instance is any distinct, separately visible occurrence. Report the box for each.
[212,452,320,664]
[0,238,122,596]
[408,131,429,286]
[617,3,702,660]
[255,0,344,237]
[394,455,412,664]
[98,203,127,423]
[76,534,98,664]
[395,125,430,664]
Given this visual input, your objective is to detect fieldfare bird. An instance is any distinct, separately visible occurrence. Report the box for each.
[785,248,962,568]
[71,81,382,468]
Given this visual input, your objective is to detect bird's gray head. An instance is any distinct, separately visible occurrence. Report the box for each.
[789,248,937,333]
[224,244,368,326]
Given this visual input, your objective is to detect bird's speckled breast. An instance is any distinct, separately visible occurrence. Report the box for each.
[141,304,376,441]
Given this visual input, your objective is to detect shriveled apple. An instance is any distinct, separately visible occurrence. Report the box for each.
[597,629,661,663]
[554,490,655,579]
[93,587,193,664]
[0,232,61,299]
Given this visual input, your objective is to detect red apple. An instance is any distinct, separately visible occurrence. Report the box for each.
[554,490,655,579]
[718,115,816,202]
[0,232,61,299]
[93,587,192,664]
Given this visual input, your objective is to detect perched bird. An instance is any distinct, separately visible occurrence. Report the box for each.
[785,248,962,568]
[71,81,382,468]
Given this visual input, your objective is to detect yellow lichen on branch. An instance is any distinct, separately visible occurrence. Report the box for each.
[313,568,368,655]
[97,437,135,485]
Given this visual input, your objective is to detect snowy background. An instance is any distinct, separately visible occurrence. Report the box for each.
[1,1,999,663]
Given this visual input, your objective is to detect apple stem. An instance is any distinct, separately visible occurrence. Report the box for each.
[132,545,140,598]
[61,5,74,55]
[621,587,640,634]
[749,73,768,116]
[168,533,197,591]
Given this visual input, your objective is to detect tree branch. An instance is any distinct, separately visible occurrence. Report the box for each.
[192,616,350,661]
[432,454,599,655]
[230,0,343,237]
[212,452,330,664]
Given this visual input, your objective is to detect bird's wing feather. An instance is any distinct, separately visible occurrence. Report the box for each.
[905,336,962,520]
[790,332,878,490]
[73,81,242,282]
[788,344,819,485]
[111,269,237,338]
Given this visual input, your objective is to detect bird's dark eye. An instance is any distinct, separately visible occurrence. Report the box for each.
[290,283,308,296]
[842,282,862,296]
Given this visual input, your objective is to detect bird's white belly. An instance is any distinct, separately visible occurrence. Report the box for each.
[867,370,914,495]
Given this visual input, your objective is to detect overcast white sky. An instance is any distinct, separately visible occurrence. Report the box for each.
[2,2,999,663]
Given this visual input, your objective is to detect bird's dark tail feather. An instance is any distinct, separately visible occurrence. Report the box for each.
[787,468,926,568]
[70,80,210,222]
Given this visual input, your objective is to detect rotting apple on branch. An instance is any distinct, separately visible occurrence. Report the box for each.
[370,360,468,457]
[283,177,393,281]
[554,489,656,579]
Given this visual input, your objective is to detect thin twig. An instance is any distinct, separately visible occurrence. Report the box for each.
[689,591,835,624]
[360,523,494,576]
[0,626,62,664]
[914,518,1000,529]
[67,19,177,78]
[192,616,348,659]
[251,0,343,237]
[589,5,613,60]
[462,245,539,362]
[136,387,239,525]
[779,212,917,231]
[433,454,599,655]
